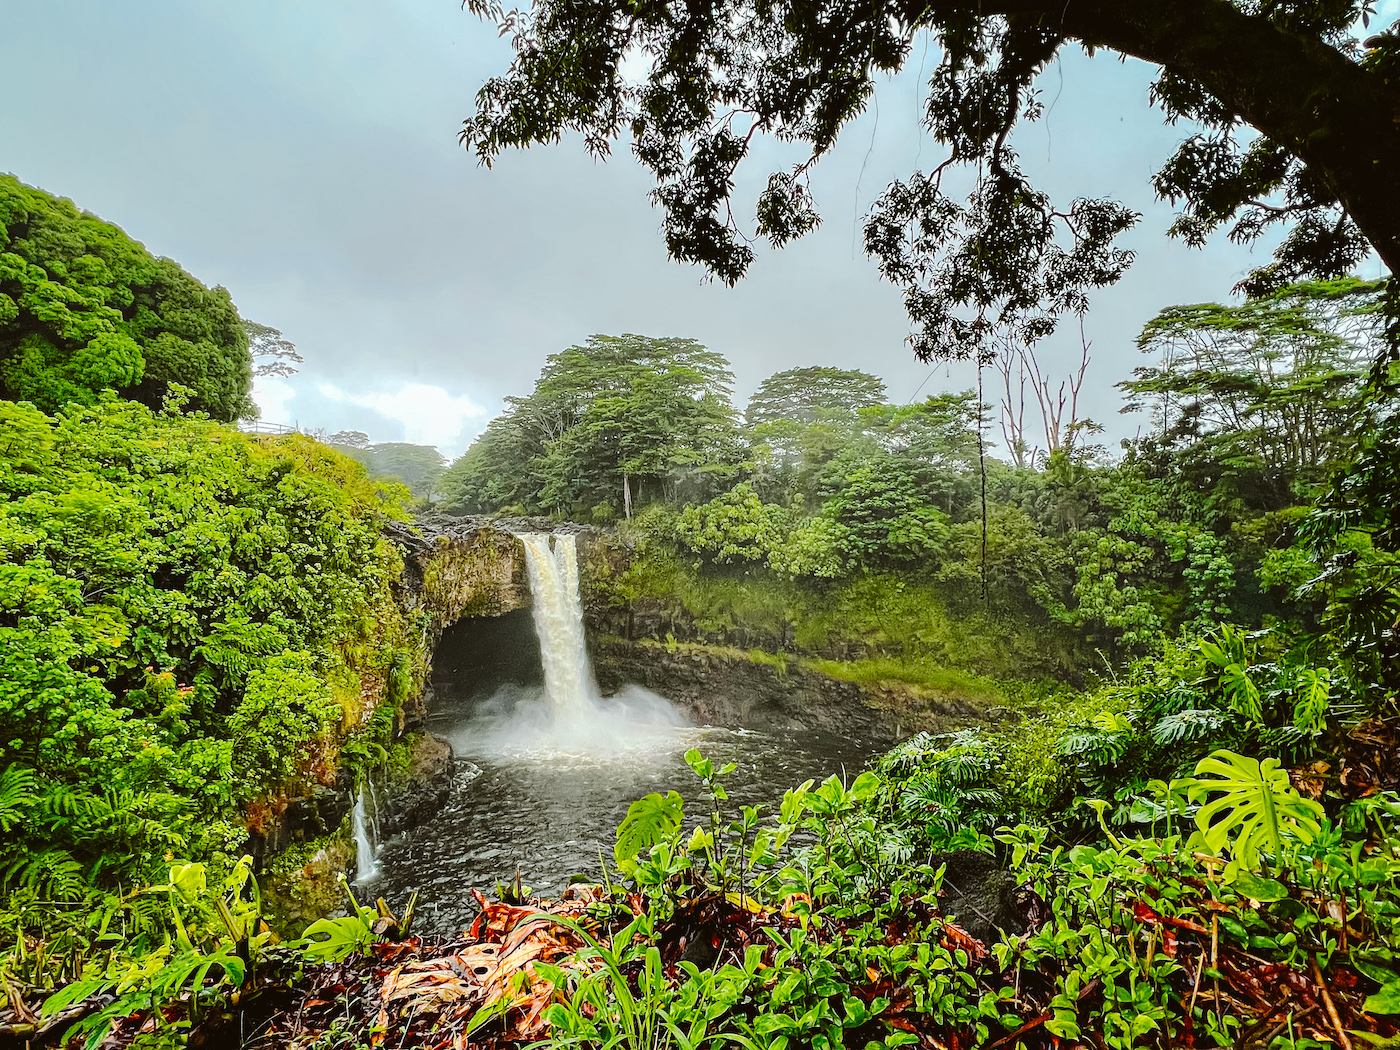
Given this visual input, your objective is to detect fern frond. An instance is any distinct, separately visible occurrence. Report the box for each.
[1151,708,1229,746]
[1,848,87,899]
[0,765,39,832]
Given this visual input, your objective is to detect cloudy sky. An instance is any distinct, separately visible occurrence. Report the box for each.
[4,1,1391,457]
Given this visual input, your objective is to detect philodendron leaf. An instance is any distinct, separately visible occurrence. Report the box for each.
[615,791,684,874]
[1182,750,1324,872]
[168,862,206,903]
[297,914,376,963]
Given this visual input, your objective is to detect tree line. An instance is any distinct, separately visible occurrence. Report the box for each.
[441,277,1386,665]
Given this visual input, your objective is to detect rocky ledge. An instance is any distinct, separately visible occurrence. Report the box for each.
[589,637,988,745]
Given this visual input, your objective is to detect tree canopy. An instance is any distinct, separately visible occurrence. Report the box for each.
[461,0,1400,361]
[745,367,887,427]
[0,175,253,420]
[0,397,408,901]
[441,333,743,516]
[1124,277,1382,496]
[332,440,449,502]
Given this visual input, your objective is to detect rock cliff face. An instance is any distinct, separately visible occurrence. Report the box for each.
[387,516,537,719]
[588,638,983,741]
[571,530,986,740]
[386,519,978,741]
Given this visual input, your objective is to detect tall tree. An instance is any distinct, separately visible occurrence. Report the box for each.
[0,175,253,420]
[441,334,743,516]
[336,441,448,502]
[1125,278,1381,481]
[745,367,887,427]
[746,367,888,488]
[460,0,1400,361]
[244,320,303,379]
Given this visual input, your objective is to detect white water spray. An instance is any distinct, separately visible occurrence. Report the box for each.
[352,781,381,884]
[455,532,684,757]
[519,533,597,713]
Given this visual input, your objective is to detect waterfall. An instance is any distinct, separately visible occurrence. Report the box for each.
[455,530,681,754]
[352,781,380,884]
[519,533,598,714]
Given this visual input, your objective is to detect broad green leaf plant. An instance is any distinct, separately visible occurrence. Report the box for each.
[1184,749,1325,879]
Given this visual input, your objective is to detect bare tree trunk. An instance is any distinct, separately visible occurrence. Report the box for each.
[1005,328,1092,465]
[996,337,1032,469]
[623,472,632,520]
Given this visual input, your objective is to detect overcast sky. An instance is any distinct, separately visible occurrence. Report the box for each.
[4,1,1391,457]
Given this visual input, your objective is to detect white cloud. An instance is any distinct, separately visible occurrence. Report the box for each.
[316,381,490,452]
[252,375,297,424]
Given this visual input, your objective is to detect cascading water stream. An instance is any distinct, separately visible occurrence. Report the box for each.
[352,781,381,884]
[518,533,598,715]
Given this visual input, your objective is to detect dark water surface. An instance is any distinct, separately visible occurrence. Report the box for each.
[372,687,876,936]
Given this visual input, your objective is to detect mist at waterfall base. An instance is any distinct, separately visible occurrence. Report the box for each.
[368,533,876,934]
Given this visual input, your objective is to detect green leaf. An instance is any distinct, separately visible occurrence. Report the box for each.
[1364,980,1400,1016]
[614,790,684,874]
[1181,750,1324,871]
[1229,872,1289,902]
[167,862,206,902]
[848,771,880,801]
[297,914,376,963]
[685,749,713,779]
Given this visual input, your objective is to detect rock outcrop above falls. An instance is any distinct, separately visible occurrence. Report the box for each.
[388,515,534,626]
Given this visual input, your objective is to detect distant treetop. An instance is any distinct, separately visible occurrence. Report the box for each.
[746,367,888,427]
[0,174,253,421]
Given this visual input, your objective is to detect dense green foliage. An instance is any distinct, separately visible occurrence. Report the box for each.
[539,745,1400,1050]
[521,409,1400,1049]
[461,280,1385,687]
[0,397,416,992]
[0,175,253,421]
[331,440,448,503]
[441,334,744,518]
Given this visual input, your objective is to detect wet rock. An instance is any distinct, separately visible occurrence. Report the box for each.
[245,768,355,868]
[931,850,1026,944]
[588,638,982,741]
[382,733,456,837]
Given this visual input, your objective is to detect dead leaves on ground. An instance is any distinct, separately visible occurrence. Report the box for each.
[253,887,605,1049]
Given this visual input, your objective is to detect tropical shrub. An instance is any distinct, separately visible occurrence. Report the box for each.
[0,175,252,420]
[0,398,411,970]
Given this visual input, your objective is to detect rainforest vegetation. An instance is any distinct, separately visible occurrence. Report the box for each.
[6,0,1400,1035]
[0,175,254,422]
[4,178,1400,1046]
[0,180,435,1043]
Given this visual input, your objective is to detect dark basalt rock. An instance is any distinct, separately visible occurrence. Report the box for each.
[382,733,456,836]
[589,637,900,742]
[246,767,356,868]
[931,849,1027,944]
[589,638,983,741]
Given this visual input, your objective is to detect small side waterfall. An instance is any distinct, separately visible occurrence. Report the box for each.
[519,533,598,714]
[352,780,381,884]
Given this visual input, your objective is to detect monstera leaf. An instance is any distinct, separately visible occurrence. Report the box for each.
[614,791,684,875]
[1185,750,1324,876]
